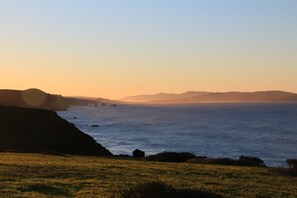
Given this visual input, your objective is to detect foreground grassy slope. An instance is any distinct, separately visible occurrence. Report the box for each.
[0,153,297,198]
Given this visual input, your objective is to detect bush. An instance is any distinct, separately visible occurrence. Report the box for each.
[146,152,197,162]
[18,183,70,196]
[279,159,297,176]
[286,159,297,169]
[113,182,222,198]
[133,149,145,158]
[238,156,266,167]
[272,167,297,177]
[187,156,266,167]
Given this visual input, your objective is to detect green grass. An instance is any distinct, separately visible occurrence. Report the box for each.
[0,152,297,197]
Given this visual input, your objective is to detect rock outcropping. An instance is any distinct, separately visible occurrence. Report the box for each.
[0,106,112,156]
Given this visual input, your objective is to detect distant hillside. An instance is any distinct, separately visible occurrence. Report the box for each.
[0,89,68,111]
[122,91,297,103]
[66,96,119,107]
[122,91,210,102]
[0,89,117,111]
[0,106,112,156]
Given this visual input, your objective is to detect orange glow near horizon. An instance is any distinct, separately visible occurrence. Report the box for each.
[1,1,296,99]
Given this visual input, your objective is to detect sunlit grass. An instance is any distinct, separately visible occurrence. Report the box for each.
[0,152,297,197]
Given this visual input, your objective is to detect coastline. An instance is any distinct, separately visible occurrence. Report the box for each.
[58,103,297,167]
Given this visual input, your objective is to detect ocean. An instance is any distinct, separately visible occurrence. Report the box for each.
[58,103,297,166]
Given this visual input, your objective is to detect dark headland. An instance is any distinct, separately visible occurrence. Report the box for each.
[0,88,117,156]
[0,106,112,156]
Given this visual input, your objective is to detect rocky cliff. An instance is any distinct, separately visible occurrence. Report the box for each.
[0,106,112,156]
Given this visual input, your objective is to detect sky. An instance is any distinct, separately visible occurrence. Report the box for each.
[0,0,296,99]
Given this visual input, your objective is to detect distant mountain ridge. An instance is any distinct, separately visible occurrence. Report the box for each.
[122,91,297,103]
[122,91,210,102]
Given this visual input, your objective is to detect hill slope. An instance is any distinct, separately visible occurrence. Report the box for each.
[0,106,112,156]
[0,89,68,110]
[0,89,117,110]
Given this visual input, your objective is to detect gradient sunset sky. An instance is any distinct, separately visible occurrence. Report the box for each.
[1,0,296,99]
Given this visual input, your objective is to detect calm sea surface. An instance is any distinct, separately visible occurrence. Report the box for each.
[58,103,297,166]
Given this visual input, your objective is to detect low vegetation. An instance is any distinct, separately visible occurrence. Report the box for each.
[146,152,266,167]
[274,159,297,177]
[113,182,222,198]
[286,159,297,169]
[146,152,197,162]
[187,155,266,167]
[1,152,297,197]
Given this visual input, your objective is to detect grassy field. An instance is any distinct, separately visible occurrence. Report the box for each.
[0,152,297,198]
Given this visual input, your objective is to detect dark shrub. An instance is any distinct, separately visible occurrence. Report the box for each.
[287,168,297,176]
[114,182,222,198]
[239,156,266,167]
[272,167,297,177]
[280,159,297,176]
[146,152,196,162]
[187,156,266,167]
[286,159,297,169]
[133,149,145,158]
[18,184,70,196]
